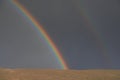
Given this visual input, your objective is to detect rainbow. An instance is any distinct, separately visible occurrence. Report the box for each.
[9,0,68,69]
[73,1,111,66]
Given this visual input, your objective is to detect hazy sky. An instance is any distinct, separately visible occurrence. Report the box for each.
[0,0,120,69]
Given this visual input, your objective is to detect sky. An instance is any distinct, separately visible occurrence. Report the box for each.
[0,0,120,69]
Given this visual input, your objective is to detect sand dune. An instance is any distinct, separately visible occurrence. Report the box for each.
[0,68,120,80]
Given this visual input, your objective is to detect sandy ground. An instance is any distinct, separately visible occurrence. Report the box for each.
[0,68,120,80]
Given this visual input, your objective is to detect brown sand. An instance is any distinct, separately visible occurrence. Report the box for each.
[0,68,120,80]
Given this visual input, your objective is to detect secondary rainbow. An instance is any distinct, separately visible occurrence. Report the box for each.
[73,1,111,66]
[9,0,68,69]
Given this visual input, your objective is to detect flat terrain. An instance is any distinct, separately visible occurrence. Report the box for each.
[0,68,120,80]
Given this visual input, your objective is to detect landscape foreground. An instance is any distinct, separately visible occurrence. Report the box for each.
[0,68,120,80]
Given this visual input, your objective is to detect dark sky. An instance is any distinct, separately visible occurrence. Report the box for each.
[0,0,120,69]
